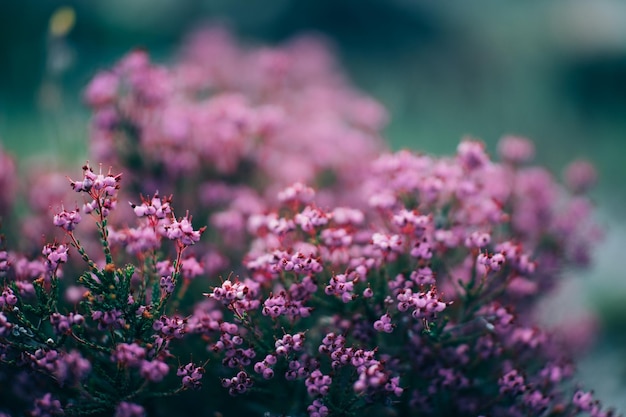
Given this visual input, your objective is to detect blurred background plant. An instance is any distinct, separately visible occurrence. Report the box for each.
[1,0,626,411]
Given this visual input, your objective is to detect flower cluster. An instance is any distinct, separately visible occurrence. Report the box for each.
[85,27,385,195]
[0,166,208,416]
[175,135,605,417]
[0,144,613,417]
[0,26,614,417]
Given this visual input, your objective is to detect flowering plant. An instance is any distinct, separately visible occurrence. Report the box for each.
[1,163,207,416]
[0,27,615,417]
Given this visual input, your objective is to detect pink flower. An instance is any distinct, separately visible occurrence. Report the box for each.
[53,208,81,231]
[84,71,119,107]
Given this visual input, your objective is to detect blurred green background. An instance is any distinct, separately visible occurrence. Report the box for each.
[1,0,626,410]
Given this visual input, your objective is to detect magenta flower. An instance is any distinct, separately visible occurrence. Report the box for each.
[163,214,205,246]
[53,208,81,231]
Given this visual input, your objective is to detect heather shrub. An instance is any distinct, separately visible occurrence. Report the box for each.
[0,164,206,416]
[0,27,616,417]
[84,27,385,254]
